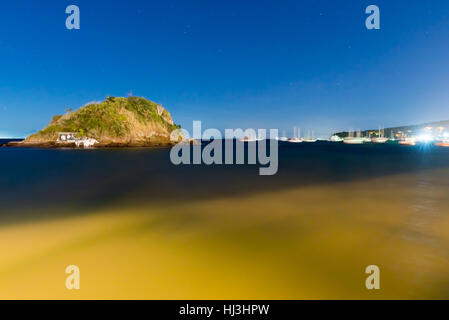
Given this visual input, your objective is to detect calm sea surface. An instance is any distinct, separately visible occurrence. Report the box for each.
[1,140,449,298]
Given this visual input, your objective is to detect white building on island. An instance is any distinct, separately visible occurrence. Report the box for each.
[57,132,98,148]
[57,132,77,143]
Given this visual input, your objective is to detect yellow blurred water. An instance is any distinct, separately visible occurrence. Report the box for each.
[1,168,449,299]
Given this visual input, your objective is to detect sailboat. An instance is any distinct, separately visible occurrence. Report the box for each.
[362,131,371,143]
[278,130,288,141]
[344,129,365,144]
[303,130,317,143]
[389,130,397,142]
[372,126,388,143]
[288,127,302,143]
[398,137,416,146]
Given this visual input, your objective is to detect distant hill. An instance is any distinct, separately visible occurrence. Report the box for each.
[24,96,181,146]
[334,120,449,138]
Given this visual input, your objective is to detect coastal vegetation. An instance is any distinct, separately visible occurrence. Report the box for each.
[24,96,181,146]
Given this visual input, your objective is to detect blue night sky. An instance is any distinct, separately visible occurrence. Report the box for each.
[1,0,449,137]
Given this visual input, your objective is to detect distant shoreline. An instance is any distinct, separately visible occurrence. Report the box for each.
[1,140,175,149]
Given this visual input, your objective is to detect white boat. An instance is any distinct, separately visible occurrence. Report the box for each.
[288,126,303,143]
[344,138,365,144]
[372,137,388,143]
[398,138,416,146]
[278,130,288,141]
[303,130,317,143]
[362,135,372,143]
[344,130,365,144]
[372,127,388,143]
[329,135,343,142]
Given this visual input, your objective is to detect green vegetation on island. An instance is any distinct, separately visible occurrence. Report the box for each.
[23,96,181,147]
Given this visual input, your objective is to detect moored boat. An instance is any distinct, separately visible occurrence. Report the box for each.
[303,130,317,142]
[288,126,303,143]
[372,127,388,143]
[344,130,364,144]
[278,130,288,141]
[343,137,365,144]
[435,140,449,147]
[398,138,416,146]
[329,135,343,142]
[372,137,388,143]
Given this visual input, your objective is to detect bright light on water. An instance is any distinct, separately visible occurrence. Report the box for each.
[416,133,434,143]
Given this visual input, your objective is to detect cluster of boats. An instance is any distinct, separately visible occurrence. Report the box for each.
[277,127,318,143]
[236,124,449,147]
[331,128,449,147]
[275,127,449,147]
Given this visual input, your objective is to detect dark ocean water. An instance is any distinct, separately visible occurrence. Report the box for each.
[1,140,449,219]
[0,138,22,144]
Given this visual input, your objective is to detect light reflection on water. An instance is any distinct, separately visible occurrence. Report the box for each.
[1,142,449,298]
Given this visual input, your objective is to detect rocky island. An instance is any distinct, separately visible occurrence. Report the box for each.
[5,96,182,148]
